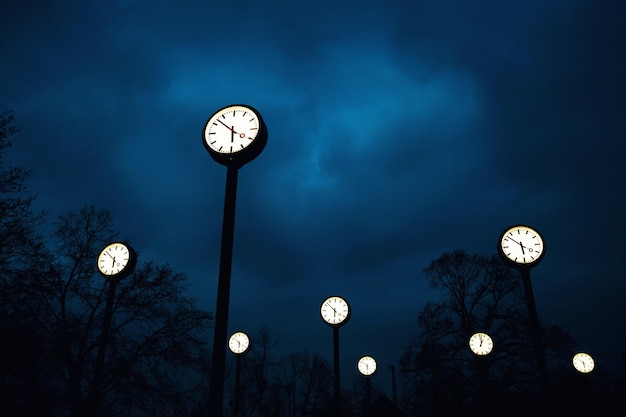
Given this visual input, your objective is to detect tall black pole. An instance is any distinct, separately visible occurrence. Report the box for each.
[233,355,242,417]
[333,326,341,401]
[364,377,372,413]
[388,364,397,405]
[520,268,548,389]
[209,165,239,417]
[87,277,119,417]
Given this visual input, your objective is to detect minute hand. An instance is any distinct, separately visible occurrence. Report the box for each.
[217,119,239,134]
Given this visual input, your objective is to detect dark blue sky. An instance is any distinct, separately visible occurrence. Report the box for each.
[2,0,625,394]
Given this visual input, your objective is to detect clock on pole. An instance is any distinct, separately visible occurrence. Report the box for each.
[320,295,351,403]
[90,242,137,416]
[497,224,548,389]
[229,331,250,417]
[204,104,268,417]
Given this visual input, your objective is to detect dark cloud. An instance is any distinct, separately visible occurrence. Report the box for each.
[1,0,625,393]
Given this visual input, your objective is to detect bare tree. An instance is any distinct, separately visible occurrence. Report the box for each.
[279,351,333,417]
[11,204,213,417]
[0,111,57,417]
[399,250,576,416]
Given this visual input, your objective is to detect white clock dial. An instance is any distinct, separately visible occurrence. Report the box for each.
[468,332,494,356]
[203,105,261,155]
[357,355,377,376]
[499,225,545,266]
[228,331,250,355]
[320,296,351,326]
[97,242,134,277]
[572,352,594,373]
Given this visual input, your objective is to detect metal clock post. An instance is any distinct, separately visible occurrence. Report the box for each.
[202,104,268,417]
[498,224,548,390]
[468,331,494,395]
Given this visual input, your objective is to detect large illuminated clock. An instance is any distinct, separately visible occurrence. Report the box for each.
[202,104,268,167]
[97,242,137,280]
[498,224,545,268]
[320,295,351,327]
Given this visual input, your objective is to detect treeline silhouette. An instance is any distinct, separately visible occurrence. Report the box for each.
[1,111,624,416]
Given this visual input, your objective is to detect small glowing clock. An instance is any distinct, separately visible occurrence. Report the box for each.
[228,331,250,355]
[468,332,494,356]
[572,352,595,374]
[357,355,377,376]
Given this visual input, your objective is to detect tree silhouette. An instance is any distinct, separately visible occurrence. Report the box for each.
[3,203,214,416]
[1,111,58,417]
[398,250,577,416]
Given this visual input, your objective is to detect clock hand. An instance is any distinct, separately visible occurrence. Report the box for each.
[217,119,234,132]
[506,235,522,245]
[216,119,242,137]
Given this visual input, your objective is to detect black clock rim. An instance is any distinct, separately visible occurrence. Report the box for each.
[497,224,545,269]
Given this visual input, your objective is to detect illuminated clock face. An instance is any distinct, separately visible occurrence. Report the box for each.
[320,296,351,326]
[499,225,545,266]
[203,105,262,155]
[572,352,594,374]
[468,332,494,356]
[228,331,250,355]
[97,242,135,277]
[357,356,377,376]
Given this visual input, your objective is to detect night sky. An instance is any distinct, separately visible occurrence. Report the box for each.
[2,0,625,394]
